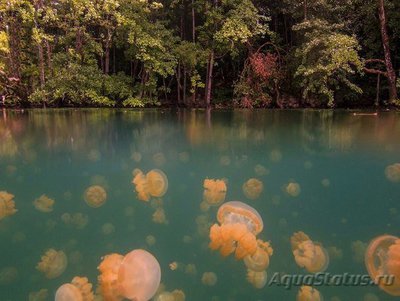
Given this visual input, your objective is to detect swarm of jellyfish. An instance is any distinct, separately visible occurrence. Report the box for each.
[97,249,161,301]
[291,231,329,273]
[132,169,168,202]
[365,234,400,296]
[0,191,17,220]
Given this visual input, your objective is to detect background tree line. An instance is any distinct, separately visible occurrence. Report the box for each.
[0,0,399,108]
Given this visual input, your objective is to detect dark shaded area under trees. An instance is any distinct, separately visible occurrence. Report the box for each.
[0,0,399,108]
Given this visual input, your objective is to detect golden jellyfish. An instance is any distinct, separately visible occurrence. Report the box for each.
[169,262,179,271]
[200,200,211,212]
[203,178,227,206]
[201,272,217,286]
[321,179,330,188]
[131,152,142,162]
[98,249,161,301]
[184,263,197,275]
[152,207,168,224]
[327,246,343,260]
[269,149,282,162]
[365,235,400,296]
[36,249,67,279]
[146,235,156,246]
[55,276,94,301]
[154,290,185,301]
[61,213,89,230]
[297,286,323,301]
[84,185,107,208]
[178,152,190,163]
[0,191,17,220]
[286,182,301,197]
[351,240,367,263]
[33,194,55,213]
[209,201,263,259]
[243,240,273,272]
[0,266,18,284]
[132,169,168,202]
[29,289,48,301]
[291,232,329,273]
[385,163,400,183]
[254,164,269,176]
[246,269,267,289]
[102,223,115,235]
[219,155,231,166]
[242,178,263,200]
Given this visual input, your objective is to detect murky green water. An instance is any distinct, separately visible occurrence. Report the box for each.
[0,109,399,301]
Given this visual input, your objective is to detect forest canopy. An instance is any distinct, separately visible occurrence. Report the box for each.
[0,0,399,108]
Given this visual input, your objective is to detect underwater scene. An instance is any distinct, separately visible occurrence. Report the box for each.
[0,109,400,301]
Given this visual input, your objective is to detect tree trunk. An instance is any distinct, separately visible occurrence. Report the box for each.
[192,0,195,42]
[205,50,214,108]
[176,64,181,104]
[38,42,45,88]
[378,0,397,101]
[45,40,53,75]
[304,0,308,20]
[183,66,187,105]
[7,16,21,79]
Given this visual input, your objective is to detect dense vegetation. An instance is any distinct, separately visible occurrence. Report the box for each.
[0,0,399,108]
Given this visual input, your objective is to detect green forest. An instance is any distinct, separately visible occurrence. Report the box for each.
[0,0,399,108]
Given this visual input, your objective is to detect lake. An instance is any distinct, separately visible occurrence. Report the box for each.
[0,109,399,301]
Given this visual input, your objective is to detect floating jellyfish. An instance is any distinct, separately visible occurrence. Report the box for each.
[286,182,301,197]
[365,235,400,296]
[124,206,135,217]
[98,249,161,301]
[12,231,26,243]
[254,164,269,176]
[84,185,107,208]
[152,208,168,224]
[291,232,329,273]
[242,178,263,200]
[154,290,185,301]
[203,179,227,206]
[132,169,168,202]
[182,235,192,244]
[184,264,197,275]
[88,149,101,162]
[131,152,142,162]
[321,179,330,187]
[269,149,282,162]
[55,276,94,301]
[385,163,400,183]
[0,266,18,284]
[36,249,67,279]
[201,272,217,286]
[61,213,89,230]
[200,200,211,212]
[351,240,367,263]
[246,269,267,289]
[209,201,263,259]
[178,152,190,163]
[146,235,156,246]
[327,246,343,260]
[219,155,231,166]
[363,293,379,301]
[297,286,323,301]
[169,262,179,271]
[243,240,273,272]
[33,194,55,213]
[102,223,115,235]
[0,191,17,220]
[29,289,48,301]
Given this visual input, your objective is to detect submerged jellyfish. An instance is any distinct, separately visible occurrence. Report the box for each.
[365,235,400,296]
[385,163,400,183]
[55,276,94,301]
[36,249,67,279]
[286,182,301,197]
[242,178,263,200]
[203,179,227,206]
[243,240,273,272]
[201,272,217,286]
[254,164,269,176]
[98,249,161,301]
[209,201,263,259]
[132,169,168,202]
[33,195,55,213]
[352,240,367,263]
[152,208,168,224]
[297,286,323,301]
[0,266,18,284]
[246,269,267,289]
[291,232,329,273]
[0,191,17,220]
[84,185,107,208]
[29,289,48,301]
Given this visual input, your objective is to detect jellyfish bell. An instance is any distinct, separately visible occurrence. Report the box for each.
[286,182,301,197]
[84,185,107,208]
[246,269,267,289]
[296,286,323,301]
[385,163,400,183]
[146,169,168,198]
[209,201,263,259]
[55,277,94,301]
[98,249,161,301]
[33,194,55,213]
[201,272,217,286]
[365,235,400,296]
[242,178,263,200]
[243,240,273,272]
[36,249,67,279]
[0,191,17,220]
[203,179,227,206]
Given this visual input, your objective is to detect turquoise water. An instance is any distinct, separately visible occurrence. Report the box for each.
[0,109,399,301]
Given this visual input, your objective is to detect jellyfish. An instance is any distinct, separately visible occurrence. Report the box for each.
[327,246,343,260]
[203,179,227,206]
[132,169,168,202]
[286,182,301,197]
[152,208,168,224]
[131,152,142,162]
[102,223,115,235]
[246,269,267,289]
[0,266,18,284]
[351,240,367,263]
[33,194,55,213]
[365,235,400,296]
[169,262,179,271]
[84,185,107,208]
[29,289,48,301]
[243,240,273,272]
[291,232,329,273]
[36,249,67,279]
[88,149,101,162]
[242,178,263,200]
[200,200,211,212]
[61,213,89,230]
[385,163,400,183]
[209,201,263,259]
[184,264,197,275]
[201,272,217,286]
[55,276,94,301]
[363,293,379,301]
[154,290,185,301]
[321,179,330,187]
[146,235,156,246]
[178,152,190,163]
[254,164,269,176]
[98,249,161,301]
[269,149,282,162]
[0,191,17,220]
[296,286,323,301]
